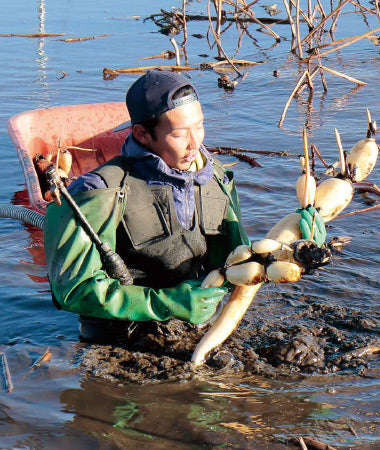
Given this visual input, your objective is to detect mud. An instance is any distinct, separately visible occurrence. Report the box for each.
[78,296,380,384]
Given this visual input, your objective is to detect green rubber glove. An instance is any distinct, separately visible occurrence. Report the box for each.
[296,205,326,247]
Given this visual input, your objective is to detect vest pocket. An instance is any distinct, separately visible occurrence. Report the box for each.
[199,183,229,235]
[122,202,170,248]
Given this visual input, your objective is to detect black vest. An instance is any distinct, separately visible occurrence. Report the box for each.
[93,156,229,288]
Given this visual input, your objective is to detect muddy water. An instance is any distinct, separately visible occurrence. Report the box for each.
[0,0,380,448]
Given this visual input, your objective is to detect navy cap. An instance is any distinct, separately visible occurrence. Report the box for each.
[126,70,199,125]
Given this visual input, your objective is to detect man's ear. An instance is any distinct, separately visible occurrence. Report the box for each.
[132,124,150,146]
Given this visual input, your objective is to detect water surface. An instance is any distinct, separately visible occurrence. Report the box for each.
[0,1,380,448]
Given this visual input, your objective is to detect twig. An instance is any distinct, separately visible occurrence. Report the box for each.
[170,38,181,66]
[199,59,264,70]
[211,147,262,166]
[207,0,242,76]
[334,204,380,219]
[347,424,358,437]
[297,66,319,95]
[340,344,380,360]
[309,33,371,53]
[311,25,380,59]
[61,34,108,43]
[223,0,281,41]
[0,352,13,393]
[350,0,378,16]
[311,144,330,169]
[299,436,337,450]
[301,0,351,44]
[319,64,367,86]
[289,0,314,28]
[356,185,380,196]
[283,0,297,41]
[25,348,52,376]
[299,436,309,450]
[295,0,303,58]
[330,1,343,33]
[182,0,188,46]
[103,65,197,79]
[214,0,222,43]
[139,50,176,60]
[0,32,65,37]
[315,0,327,19]
[205,145,295,156]
[278,70,308,127]
[316,50,328,92]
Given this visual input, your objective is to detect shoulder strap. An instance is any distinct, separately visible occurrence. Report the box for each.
[92,156,133,189]
[211,157,228,182]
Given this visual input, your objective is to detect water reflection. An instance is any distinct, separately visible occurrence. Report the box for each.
[60,375,376,448]
[35,0,50,107]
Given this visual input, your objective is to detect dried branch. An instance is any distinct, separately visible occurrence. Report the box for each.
[289,0,314,28]
[223,0,281,41]
[316,49,328,91]
[0,353,13,393]
[295,0,303,57]
[301,0,351,44]
[182,0,188,46]
[309,25,380,59]
[0,32,65,37]
[210,147,263,166]
[206,145,295,156]
[282,0,297,41]
[103,65,197,79]
[311,143,330,169]
[61,34,108,43]
[278,70,308,127]
[335,203,380,219]
[319,64,367,86]
[207,0,242,76]
[170,38,181,66]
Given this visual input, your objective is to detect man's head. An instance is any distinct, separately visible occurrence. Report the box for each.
[126,71,205,171]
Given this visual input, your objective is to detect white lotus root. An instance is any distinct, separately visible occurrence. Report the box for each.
[201,269,225,288]
[314,178,354,222]
[225,262,266,286]
[266,261,302,283]
[251,238,283,255]
[225,244,252,266]
[265,212,302,245]
[346,134,378,182]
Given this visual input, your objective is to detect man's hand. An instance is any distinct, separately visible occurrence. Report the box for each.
[186,279,228,324]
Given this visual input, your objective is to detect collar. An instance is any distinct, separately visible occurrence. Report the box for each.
[121,134,213,187]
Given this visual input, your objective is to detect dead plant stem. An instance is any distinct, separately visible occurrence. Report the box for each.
[207,0,242,76]
[301,0,351,44]
[283,0,297,41]
[224,0,281,41]
[295,0,303,58]
[336,203,380,218]
[320,64,367,85]
[278,70,308,127]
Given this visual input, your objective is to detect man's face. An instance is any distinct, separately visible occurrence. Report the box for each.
[144,101,205,171]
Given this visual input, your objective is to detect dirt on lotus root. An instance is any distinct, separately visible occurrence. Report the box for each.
[78,297,380,384]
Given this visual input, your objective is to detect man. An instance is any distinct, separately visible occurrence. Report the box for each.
[44,70,250,340]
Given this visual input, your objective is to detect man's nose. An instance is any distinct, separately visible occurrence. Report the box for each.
[188,129,199,149]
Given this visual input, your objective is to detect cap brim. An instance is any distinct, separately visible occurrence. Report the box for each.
[113,120,132,132]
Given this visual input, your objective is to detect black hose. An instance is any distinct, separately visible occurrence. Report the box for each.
[0,204,45,229]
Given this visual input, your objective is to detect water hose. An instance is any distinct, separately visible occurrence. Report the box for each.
[0,204,45,229]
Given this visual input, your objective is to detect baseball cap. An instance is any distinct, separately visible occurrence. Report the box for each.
[114,70,199,131]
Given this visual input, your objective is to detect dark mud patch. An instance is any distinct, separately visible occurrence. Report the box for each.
[78,297,380,384]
